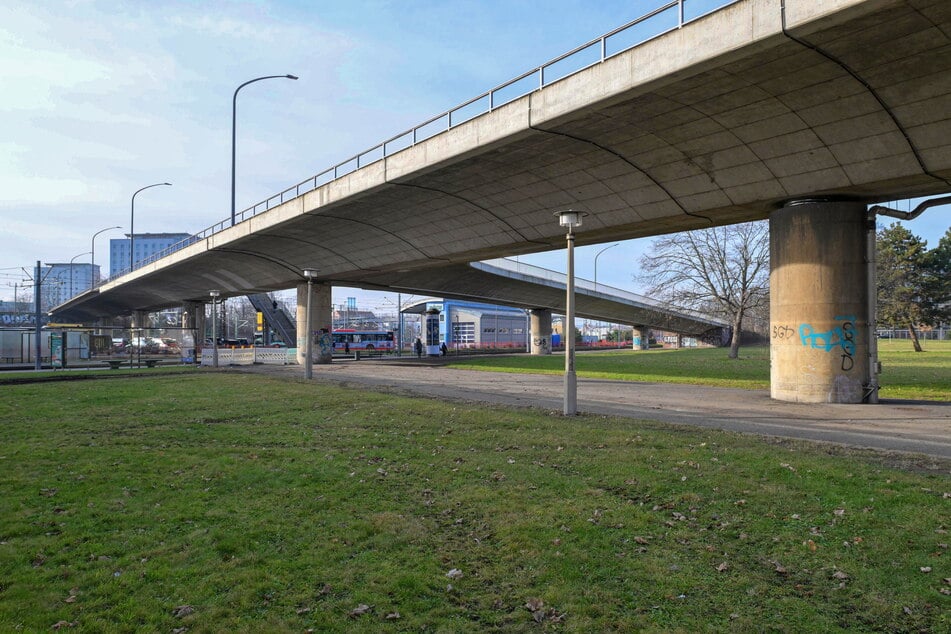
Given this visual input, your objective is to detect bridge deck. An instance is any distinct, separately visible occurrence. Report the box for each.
[55,0,951,322]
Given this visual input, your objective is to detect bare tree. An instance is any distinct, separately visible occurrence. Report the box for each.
[637,222,769,359]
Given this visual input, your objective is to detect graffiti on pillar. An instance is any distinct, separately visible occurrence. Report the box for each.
[533,337,550,353]
[317,330,333,358]
[771,324,795,340]
[799,315,856,371]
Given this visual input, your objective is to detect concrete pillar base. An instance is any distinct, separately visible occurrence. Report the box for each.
[770,199,870,403]
[296,282,333,365]
[632,326,649,350]
[530,309,552,355]
[183,301,204,363]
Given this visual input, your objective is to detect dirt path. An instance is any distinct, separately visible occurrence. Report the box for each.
[238,359,951,462]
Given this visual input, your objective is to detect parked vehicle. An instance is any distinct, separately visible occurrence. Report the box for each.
[332,329,394,351]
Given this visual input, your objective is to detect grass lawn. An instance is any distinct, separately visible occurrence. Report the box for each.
[0,373,948,632]
[448,340,951,401]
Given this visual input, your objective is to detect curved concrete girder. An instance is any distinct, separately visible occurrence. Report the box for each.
[315,212,433,261]
[241,232,362,271]
[527,120,716,226]
[393,181,552,248]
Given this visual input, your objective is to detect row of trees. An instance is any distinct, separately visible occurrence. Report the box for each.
[877,223,951,351]
[637,220,950,357]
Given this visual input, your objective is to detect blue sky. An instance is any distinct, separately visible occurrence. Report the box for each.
[1,0,948,313]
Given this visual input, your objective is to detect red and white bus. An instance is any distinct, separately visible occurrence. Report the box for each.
[332,329,395,351]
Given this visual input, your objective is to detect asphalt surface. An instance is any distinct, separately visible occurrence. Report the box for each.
[238,357,951,462]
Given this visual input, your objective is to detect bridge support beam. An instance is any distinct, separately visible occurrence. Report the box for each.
[769,200,870,403]
[296,281,333,366]
[131,310,148,330]
[529,309,552,355]
[632,326,649,350]
[183,301,204,363]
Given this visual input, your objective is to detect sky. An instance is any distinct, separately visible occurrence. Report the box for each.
[1,0,948,314]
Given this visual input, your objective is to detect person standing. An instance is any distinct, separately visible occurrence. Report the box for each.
[414,338,423,359]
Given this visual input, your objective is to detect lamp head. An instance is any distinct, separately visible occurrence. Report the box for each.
[286,74,299,80]
[209,290,220,298]
[555,209,587,228]
[302,268,318,280]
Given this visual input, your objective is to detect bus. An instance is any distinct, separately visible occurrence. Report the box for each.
[332,329,395,351]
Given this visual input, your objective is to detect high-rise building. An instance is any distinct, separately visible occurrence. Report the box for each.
[40,263,100,310]
[109,233,192,277]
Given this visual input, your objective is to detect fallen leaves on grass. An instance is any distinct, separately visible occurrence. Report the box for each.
[446,568,463,580]
[524,598,566,623]
[348,604,372,618]
[171,605,194,619]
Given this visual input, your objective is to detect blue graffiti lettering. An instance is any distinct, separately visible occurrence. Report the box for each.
[799,316,857,371]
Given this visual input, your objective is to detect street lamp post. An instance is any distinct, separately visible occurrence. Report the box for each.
[302,268,318,379]
[593,242,620,293]
[91,226,121,286]
[69,251,92,298]
[555,210,587,416]
[594,242,620,348]
[130,183,172,271]
[209,290,220,367]
[231,74,298,227]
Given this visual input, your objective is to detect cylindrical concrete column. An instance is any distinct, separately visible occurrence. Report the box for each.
[296,282,333,366]
[770,200,869,403]
[529,309,552,355]
[182,301,204,364]
[131,310,148,329]
[632,326,648,350]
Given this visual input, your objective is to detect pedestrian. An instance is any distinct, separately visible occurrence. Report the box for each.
[440,342,448,356]
[414,338,423,359]
[344,341,350,354]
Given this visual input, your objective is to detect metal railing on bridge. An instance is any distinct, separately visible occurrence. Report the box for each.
[111,0,740,281]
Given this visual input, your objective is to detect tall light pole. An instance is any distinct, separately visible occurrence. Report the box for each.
[302,268,318,379]
[594,242,620,348]
[91,225,121,286]
[69,251,92,298]
[231,74,298,227]
[556,210,587,415]
[130,183,172,271]
[593,242,620,293]
[209,290,220,367]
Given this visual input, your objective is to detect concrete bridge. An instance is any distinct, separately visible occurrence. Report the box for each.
[54,0,951,403]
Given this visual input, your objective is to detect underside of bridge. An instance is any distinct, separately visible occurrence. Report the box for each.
[54,0,951,403]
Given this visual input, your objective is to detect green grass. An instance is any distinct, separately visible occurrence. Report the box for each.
[0,373,948,632]
[448,340,951,401]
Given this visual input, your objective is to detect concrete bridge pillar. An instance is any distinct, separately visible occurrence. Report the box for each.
[183,301,204,363]
[632,326,649,350]
[769,200,870,403]
[529,309,552,355]
[131,310,148,330]
[296,281,333,365]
